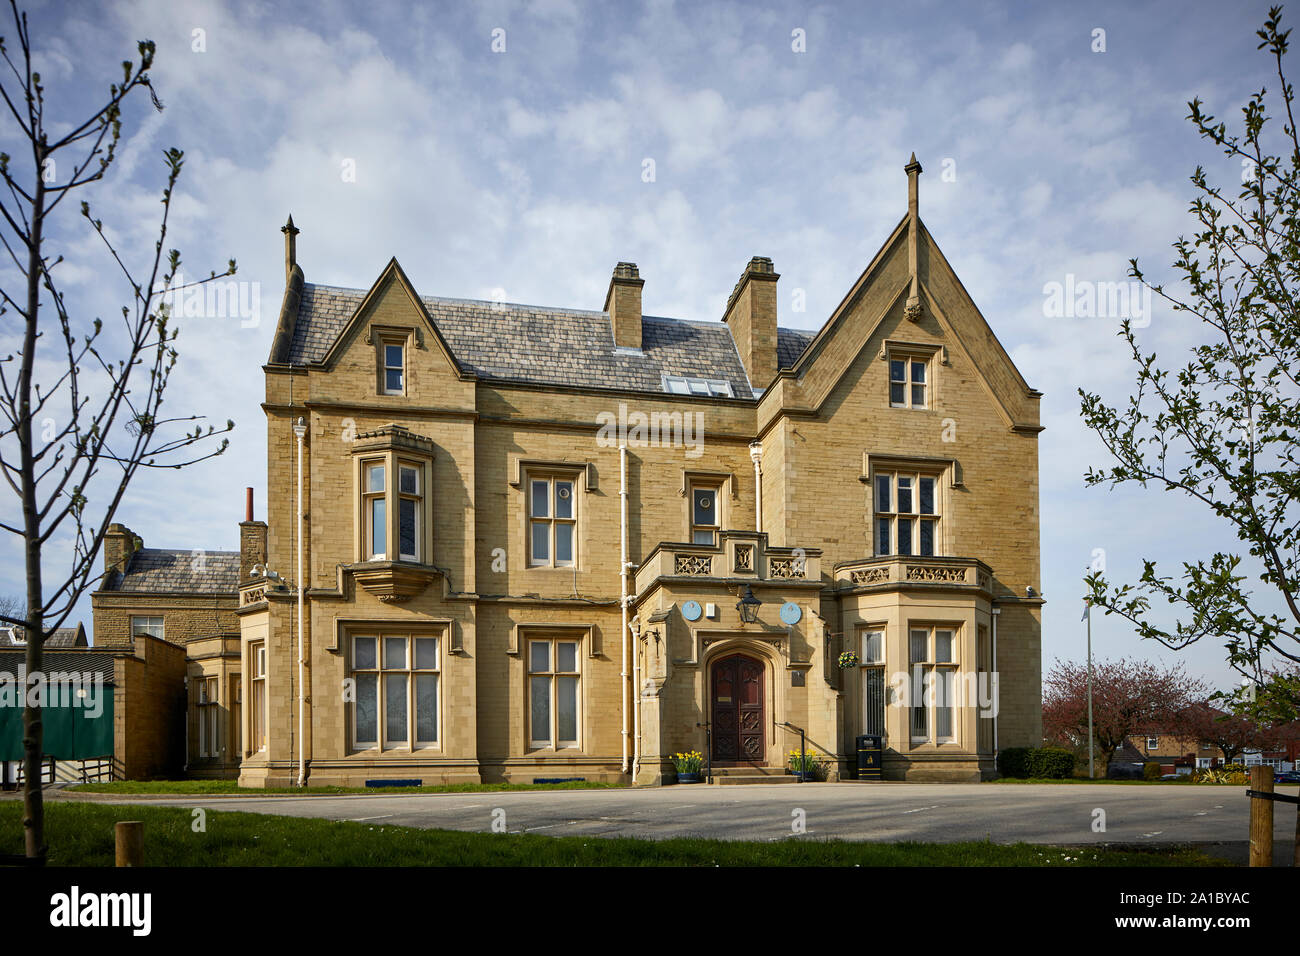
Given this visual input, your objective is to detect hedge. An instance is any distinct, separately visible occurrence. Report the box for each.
[998,747,1076,779]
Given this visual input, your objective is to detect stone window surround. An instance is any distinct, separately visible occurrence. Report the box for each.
[907,622,961,749]
[509,458,595,574]
[525,471,580,569]
[681,469,735,546]
[368,324,422,397]
[247,641,266,757]
[346,628,444,755]
[130,615,165,641]
[526,634,582,753]
[881,339,945,410]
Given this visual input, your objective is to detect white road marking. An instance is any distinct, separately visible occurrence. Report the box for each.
[349,814,394,822]
[902,805,941,814]
[1142,831,1164,838]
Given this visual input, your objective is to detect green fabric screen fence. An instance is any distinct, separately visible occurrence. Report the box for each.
[0,683,114,760]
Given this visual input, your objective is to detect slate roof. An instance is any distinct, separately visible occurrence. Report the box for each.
[0,650,116,682]
[0,625,86,648]
[280,282,816,397]
[102,548,240,595]
[776,327,815,369]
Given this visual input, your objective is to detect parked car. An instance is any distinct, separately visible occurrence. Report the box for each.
[1274,771,1300,784]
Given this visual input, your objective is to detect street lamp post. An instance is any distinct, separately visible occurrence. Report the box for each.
[1084,598,1094,779]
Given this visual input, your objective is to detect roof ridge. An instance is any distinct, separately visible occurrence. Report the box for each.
[131,547,239,557]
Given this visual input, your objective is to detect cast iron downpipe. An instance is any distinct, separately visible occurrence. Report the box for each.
[781,721,808,782]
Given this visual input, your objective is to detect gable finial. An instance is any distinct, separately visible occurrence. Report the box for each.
[904,154,923,322]
[281,214,300,283]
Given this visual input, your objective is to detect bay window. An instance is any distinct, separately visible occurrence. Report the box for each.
[351,425,435,566]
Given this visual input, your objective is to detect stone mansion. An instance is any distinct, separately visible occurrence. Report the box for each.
[92,155,1043,785]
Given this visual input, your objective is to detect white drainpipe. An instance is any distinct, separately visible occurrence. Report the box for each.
[293,417,307,787]
[632,616,641,783]
[749,441,763,532]
[620,445,630,775]
[991,605,1000,765]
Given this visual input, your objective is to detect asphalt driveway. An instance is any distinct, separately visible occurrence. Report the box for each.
[51,781,1299,863]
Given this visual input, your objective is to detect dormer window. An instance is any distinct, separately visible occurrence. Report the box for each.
[663,375,733,397]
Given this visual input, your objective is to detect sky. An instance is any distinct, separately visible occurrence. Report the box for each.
[0,0,1292,694]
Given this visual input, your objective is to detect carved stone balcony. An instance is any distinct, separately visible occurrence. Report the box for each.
[833,555,993,595]
[633,531,822,596]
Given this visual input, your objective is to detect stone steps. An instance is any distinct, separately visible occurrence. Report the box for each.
[704,766,801,785]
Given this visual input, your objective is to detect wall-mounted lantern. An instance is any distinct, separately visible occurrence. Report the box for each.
[736,585,762,624]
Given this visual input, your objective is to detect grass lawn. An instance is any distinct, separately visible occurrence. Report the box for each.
[0,802,1231,866]
[65,779,624,796]
[990,778,1272,785]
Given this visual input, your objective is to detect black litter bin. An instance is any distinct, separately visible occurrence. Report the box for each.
[856,734,883,780]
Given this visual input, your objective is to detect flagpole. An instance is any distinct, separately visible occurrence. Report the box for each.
[1086,599,1094,779]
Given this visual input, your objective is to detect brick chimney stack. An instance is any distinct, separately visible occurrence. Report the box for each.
[604,261,644,349]
[103,523,140,576]
[239,488,268,582]
[722,256,780,391]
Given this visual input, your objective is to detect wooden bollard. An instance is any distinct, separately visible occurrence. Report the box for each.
[114,820,143,867]
[1249,766,1273,868]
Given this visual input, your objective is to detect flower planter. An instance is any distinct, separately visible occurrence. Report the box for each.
[677,773,702,784]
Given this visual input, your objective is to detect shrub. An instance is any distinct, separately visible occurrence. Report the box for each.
[1029,748,1076,779]
[997,747,1032,778]
[1193,767,1249,785]
[1143,761,1164,780]
[998,747,1073,779]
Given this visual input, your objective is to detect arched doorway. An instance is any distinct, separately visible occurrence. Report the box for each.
[710,653,765,765]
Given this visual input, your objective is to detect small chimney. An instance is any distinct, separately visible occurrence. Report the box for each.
[103,523,140,576]
[604,261,644,349]
[722,256,780,391]
[239,489,268,583]
[281,214,300,284]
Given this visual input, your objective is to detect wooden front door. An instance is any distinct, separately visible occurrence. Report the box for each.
[711,654,765,764]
